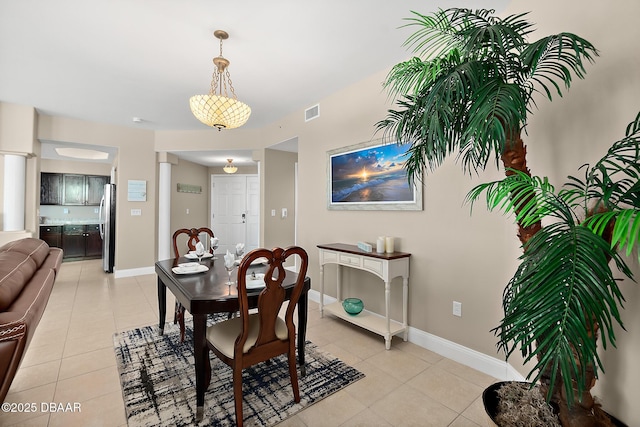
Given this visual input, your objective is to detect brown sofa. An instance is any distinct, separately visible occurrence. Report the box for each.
[0,238,62,401]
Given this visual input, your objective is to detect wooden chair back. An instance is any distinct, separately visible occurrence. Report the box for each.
[171,227,214,257]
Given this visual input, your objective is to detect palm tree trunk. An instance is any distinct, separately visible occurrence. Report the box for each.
[500,131,615,427]
[500,130,542,247]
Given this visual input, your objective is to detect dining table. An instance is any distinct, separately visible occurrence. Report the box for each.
[155,254,311,420]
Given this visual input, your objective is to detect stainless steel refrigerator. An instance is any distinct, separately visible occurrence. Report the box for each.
[99,184,116,273]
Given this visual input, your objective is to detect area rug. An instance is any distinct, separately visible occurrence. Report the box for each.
[113,317,364,426]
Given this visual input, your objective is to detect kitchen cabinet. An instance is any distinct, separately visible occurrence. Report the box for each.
[39,225,62,249]
[62,224,102,259]
[61,174,109,205]
[40,173,63,205]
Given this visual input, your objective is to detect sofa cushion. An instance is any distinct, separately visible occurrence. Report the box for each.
[0,252,37,311]
[0,238,50,268]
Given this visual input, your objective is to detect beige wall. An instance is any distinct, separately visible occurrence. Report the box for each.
[263,149,297,249]
[168,157,210,256]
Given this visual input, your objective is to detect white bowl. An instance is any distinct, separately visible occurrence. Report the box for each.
[178,262,200,272]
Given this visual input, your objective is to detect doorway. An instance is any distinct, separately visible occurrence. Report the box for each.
[210,174,260,255]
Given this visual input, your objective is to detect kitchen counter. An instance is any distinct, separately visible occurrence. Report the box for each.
[40,220,102,225]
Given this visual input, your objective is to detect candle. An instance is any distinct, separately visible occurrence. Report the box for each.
[385,237,394,253]
[376,237,385,253]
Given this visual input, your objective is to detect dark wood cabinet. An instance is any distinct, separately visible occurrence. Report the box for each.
[40,173,63,205]
[62,224,102,259]
[40,225,62,248]
[85,224,103,257]
[86,176,109,205]
[62,174,86,205]
[56,174,109,206]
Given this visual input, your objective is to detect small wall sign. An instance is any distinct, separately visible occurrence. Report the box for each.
[177,183,202,194]
[127,180,147,201]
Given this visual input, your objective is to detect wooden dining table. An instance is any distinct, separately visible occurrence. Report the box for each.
[155,255,311,420]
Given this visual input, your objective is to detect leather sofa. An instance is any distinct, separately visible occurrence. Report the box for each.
[0,238,63,401]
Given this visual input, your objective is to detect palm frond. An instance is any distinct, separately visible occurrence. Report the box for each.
[521,33,598,101]
[495,224,628,404]
[583,209,640,261]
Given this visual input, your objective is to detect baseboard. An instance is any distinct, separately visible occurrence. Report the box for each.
[114,266,155,278]
[307,289,525,382]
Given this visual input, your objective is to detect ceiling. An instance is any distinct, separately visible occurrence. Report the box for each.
[0,0,507,166]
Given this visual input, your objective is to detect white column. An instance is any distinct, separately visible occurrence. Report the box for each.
[158,162,172,260]
[3,154,26,231]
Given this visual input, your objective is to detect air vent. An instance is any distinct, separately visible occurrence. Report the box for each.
[305,104,320,122]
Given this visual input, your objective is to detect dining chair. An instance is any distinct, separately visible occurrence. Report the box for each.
[205,246,309,427]
[171,227,215,342]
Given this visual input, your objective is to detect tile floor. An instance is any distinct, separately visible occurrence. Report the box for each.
[1,259,497,427]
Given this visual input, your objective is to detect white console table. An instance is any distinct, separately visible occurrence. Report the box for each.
[317,243,410,350]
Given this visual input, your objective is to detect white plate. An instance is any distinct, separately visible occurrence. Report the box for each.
[172,264,209,275]
[245,273,266,289]
[235,257,268,266]
[184,252,213,260]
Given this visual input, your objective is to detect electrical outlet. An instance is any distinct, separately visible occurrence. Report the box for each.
[453,301,462,317]
[131,209,141,216]
[271,209,276,217]
[63,208,69,214]
[94,208,99,214]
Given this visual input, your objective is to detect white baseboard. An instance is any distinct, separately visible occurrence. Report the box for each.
[114,266,155,278]
[307,289,525,382]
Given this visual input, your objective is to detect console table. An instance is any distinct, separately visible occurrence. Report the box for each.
[317,243,410,349]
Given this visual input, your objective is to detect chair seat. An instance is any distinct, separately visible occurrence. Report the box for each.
[206,313,288,358]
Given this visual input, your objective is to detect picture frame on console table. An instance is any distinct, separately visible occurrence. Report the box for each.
[327,139,422,211]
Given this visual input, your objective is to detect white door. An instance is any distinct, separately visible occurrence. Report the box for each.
[211,174,260,256]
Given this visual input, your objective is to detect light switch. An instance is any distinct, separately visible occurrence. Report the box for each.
[186,208,190,214]
[131,209,141,216]
[281,208,287,218]
[271,209,276,217]
[63,208,69,214]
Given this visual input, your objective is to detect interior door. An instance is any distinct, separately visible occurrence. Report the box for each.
[211,175,260,256]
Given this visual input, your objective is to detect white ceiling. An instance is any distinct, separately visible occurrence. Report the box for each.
[0,0,507,166]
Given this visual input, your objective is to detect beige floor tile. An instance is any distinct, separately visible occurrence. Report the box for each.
[462,396,495,426]
[20,341,65,368]
[372,383,458,427]
[316,342,363,367]
[339,408,394,426]
[54,366,121,403]
[450,415,483,427]
[58,347,117,380]
[2,412,50,427]
[276,414,308,426]
[365,346,431,383]
[0,383,56,426]
[48,390,125,427]
[296,390,366,427]
[343,360,402,407]
[435,358,498,388]
[62,329,115,358]
[392,339,445,364]
[407,365,484,413]
[7,359,60,393]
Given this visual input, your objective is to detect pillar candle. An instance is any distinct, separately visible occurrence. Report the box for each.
[376,237,385,253]
[385,236,394,253]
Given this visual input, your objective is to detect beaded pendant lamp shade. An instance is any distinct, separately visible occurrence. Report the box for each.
[223,159,238,174]
[190,30,251,130]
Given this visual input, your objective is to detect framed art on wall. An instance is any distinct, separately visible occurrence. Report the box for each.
[327,139,422,211]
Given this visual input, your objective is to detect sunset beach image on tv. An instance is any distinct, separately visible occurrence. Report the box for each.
[328,141,420,210]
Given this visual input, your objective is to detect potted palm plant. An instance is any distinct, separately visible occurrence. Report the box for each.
[376,8,639,427]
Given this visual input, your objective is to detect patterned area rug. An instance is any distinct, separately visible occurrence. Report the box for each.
[113,317,364,426]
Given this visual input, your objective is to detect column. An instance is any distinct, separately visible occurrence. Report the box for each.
[3,154,26,231]
[158,161,171,260]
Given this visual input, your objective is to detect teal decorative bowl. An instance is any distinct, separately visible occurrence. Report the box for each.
[342,298,364,315]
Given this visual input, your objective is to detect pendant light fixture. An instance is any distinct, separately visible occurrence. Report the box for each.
[190,30,251,130]
[223,159,238,174]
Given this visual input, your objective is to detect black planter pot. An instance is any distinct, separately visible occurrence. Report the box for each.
[483,381,628,427]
